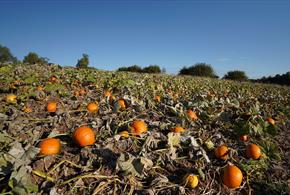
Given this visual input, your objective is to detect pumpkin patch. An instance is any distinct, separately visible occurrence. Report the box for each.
[0,64,288,194]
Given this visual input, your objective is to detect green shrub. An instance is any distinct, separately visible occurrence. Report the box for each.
[142,65,161,73]
[0,44,17,63]
[117,65,142,73]
[254,72,290,86]
[23,52,48,64]
[179,63,217,78]
[223,70,248,81]
[76,54,89,68]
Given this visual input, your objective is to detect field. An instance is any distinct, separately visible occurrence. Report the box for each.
[0,64,289,195]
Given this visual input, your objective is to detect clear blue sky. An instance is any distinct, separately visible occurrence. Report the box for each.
[1,0,289,78]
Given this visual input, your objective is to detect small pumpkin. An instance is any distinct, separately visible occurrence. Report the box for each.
[47,101,57,113]
[49,75,57,82]
[187,109,198,120]
[266,117,275,125]
[184,174,199,189]
[39,138,61,156]
[222,164,243,189]
[154,95,161,102]
[239,134,248,142]
[117,99,127,110]
[6,94,17,104]
[103,90,112,98]
[79,88,86,96]
[246,143,261,160]
[171,126,185,133]
[73,126,95,147]
[23,106,32,113]
[36,86,44,91]
[215,145,229,160]
[87,102,98,113]
[131,120,148,136]
[119,131,129,138]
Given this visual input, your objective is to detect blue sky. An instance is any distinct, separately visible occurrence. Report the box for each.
[0,0,289,78]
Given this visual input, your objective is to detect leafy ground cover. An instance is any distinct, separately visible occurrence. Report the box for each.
[0,64,289,194]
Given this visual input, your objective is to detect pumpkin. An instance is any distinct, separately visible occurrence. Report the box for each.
[117,99,127,110]
[222,164,243,189]
[246,143,261,159]
[87,102,98,113]
[49,75,57,82]
[23,106,32,113]
[119,131,129,138]
[39,138,61,156]
[239,134,248,142]
[79,88,86,96]
[36,86,44,91]
[6,94,17,104]
[47,102,57,113]
[73,126,95,147]
[215,145,229,160]
[154,95,161,102]
[103,90,112,97]
[266,117,275,125]
[171,126,185,133]
[131,120,148,136]
[184,174,199,189]
[187,109,198,120]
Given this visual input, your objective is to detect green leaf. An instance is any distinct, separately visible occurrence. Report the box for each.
[0,132,13,144]
[117,155,153,177]
[204,139,214,150]
[167,132,181,147]
[45,83,65,91]
[9,165,38,194]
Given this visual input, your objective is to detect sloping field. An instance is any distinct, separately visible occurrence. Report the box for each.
[0,64,289,194]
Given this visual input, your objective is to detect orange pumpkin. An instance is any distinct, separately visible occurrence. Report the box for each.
[104,90,112,98]
[117,99,127,110]
[187,109,198,120]
[79,88,86,96]
[239,134,248,142]
[154,95,161,102]
[87,102,99,113]
[49,75,57,82]
[215,145,229,160]
[222,164,243,189]
[171,126,185,133]
[6,94,17,104]
[131,120,148,136]
[39,138,61,156]
[74,91,80,97]
[23,106,32,113]
[73,126,95,147]
[36,86,44,91]
[47,102,57,113]
[246,143,261,160]
[266,117,275,125]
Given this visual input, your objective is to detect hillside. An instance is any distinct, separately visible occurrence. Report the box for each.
[0,64,289,194]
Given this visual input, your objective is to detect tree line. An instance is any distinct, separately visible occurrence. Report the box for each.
[0,44,289,86]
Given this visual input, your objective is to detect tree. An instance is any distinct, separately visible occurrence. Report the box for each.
[179,63,216,78]
[179,66,191,75]
[0,44,17,63]
[142,65,161,73]
[117,65,142,72]
[23,52,48,64]
[76,54,89,68]
[223,70,248,81]
[254,71,290,86]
